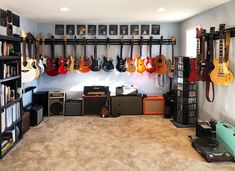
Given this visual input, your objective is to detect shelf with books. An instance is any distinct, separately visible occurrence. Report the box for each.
[0,75,21,83]
[1,137,22,159]
[1,118,22,136]
[0,97,21,110]
[0,56,21,60]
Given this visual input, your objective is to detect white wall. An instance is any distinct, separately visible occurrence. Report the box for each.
[179,0,235,124]
[36,22,180,95]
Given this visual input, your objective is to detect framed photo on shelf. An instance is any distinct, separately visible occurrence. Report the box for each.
[120,25,128,35]
[98,25,107,35]
[55,24,64,35]
[0,9,7,26]
[109,25,117,35]
[141,25,149,35]
[131,25,139,35]
[66,25,75,35]
[88,25,96,35]
[151,24,160,35]
[77,25,86,35]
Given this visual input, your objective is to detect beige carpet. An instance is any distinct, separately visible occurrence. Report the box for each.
[0,115,234,171]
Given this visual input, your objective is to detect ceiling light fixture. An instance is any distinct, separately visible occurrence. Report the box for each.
[157,8,166,12]
[60,7,69,12]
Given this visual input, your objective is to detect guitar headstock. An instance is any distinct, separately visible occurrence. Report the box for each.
[94,36,97,44]
[171,35,176,42]
[202,29,207,38]
[36,33,40,42]
[196,28,201,38]
[120,36,124,45]
[210,27,215,34]
[64,35,67,42]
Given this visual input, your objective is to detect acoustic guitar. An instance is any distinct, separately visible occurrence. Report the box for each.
[91,36,101,71]
[32,39,40,78]
[46,36,59,76]
[136,36,146,73]
[127,36,136,73]
[189,28,201,82]
[79,37,91,73]
[58,36,69,75]
[145,36,155,73]
[102,38,114,72]
[35,33,45,74]
[210,24,233,86]
[21,36,36,83]
[154,36,167,75]
[116,36,127,72]
[167,35,176,78]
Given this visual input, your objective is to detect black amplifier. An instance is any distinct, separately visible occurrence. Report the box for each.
[25,104,43,126]
[83,86,109,96]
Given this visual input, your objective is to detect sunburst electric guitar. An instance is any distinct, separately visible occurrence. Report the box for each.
[79,37,91,73]
[210,24,233,86]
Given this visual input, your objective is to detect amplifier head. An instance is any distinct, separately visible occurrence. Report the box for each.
[49,91,65,98]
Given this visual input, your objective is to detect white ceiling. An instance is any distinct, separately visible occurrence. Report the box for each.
[0,0,230,23]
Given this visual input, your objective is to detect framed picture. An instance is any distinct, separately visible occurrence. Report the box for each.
[151,24,160,35]
[55,25,64,35]
[141,25,149,35]
[0,9,7,26]
[66,25,75,35]
[120,25,128,35]
[131,25,139,35]
[109,25,117,35]
[88,25,96,35]
[77,25,86,35]
[98,25,107,35]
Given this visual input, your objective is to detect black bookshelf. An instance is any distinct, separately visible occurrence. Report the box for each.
[0,56,21,60]
[0,75,21,83]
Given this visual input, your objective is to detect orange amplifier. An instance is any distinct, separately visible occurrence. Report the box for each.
[143,96,165,115]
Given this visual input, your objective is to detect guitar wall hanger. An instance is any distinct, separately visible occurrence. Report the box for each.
[203,25,235,40]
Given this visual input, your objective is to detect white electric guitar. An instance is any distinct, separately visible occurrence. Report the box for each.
[36,33,45,74]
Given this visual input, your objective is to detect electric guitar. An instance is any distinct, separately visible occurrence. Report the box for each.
[58,36,69,75]
[198,28,207,81]
[32,39,40,78]
[79,37,90,73]
[21,36,36,83]
[91,36,101,71]
[189,28,201,82]
[72,36,79,71]
[145,36,155,73]
[116,36,127,72]
[127,36,136,73]
[35,33,45,74]
[167,35,176,78]
[69,36,76,73]
[136,36,146,73]
[102,38,114,72]
[154,36,167,74]
[46,36,59,76]
[41,35,47,66]
[210,24,233,86]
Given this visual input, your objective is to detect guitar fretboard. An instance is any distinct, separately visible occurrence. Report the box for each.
[219,38,223,64]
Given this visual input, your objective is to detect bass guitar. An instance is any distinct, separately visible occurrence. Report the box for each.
[136,36,146,73]
[102,38,114,72]
[79,37,90,73]
[91,36,101,71]
[58,35,69,75]
[154,36,167,74]
[116,36,127,72]
[167,35,176,78]
[35,33,45,74]
[145,36,155,73]
[210,24,233,86]
[46,36,59,76]
[127,36,136,73]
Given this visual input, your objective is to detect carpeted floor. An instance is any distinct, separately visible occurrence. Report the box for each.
[0,115,235,171]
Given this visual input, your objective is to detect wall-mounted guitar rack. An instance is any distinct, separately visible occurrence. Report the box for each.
[204,26,235,40]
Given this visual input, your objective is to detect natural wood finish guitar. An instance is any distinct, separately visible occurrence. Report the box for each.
[69,36,76,73]
[167,35,176,78]
[210,24,233,86]
[127,36,136,73]
[136,36,146,73]
[154,36,167,75]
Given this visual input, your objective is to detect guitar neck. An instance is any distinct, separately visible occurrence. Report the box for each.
[23,38,26,63]
[140,37,143,57]
[73,36,77,57]
[120,44,123,59]
[196,38,200,59]
[224,31,231,62]
[219,38,223,64]
[159,36,163,56]
[51,36,55,59]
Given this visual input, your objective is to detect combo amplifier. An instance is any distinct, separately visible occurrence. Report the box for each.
[48,91,65,116]
[25,104,43,126]
[143,96,164,115]
[65,99,82,116]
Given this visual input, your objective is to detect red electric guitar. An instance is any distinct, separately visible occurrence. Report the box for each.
[145,36,156,73]
[58,36,69,75]
[46,36,59,76]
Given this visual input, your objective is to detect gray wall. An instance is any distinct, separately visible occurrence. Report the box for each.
[179,0,235,124]
[36,22,180,95]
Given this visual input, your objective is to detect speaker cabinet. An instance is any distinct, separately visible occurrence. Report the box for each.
[65,100,82,116]
[48,91,65,116]
[83,95,108,115]
[33,91,48,116]
[143,96,164,115]
[111,95,142,115]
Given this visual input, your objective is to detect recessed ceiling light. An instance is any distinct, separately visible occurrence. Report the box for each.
[157,8,166,12]
[60,7,69,12]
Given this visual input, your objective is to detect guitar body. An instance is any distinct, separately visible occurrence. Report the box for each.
[58,57,69,75]
[210,59,233,86]
[188,59,199,82]
[79,57,90,73]
[46,57,59,76]
[69,56,75,73]
[102,57,114,72]
[145,56,155,73]
[21,64,36,83]
[90,57,101,71]
[116,55,127,72]
[31,59,40,78]
[167,59,174,78]
[37,59,45,74]
[127,58,136,73]
[136,57,146,73]
[154,55,167,74]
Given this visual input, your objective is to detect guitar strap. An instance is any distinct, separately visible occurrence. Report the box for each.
[206,81,214,102]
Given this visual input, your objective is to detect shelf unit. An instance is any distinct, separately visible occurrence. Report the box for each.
[0,34,22,159]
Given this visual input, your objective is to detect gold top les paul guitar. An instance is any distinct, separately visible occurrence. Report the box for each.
[210,24,233,86]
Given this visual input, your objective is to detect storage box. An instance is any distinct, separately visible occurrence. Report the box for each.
[143,96,164,115]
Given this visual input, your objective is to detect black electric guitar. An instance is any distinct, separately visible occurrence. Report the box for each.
[102,38,114,72]
[116,36,127,72]
[90,36,101,71]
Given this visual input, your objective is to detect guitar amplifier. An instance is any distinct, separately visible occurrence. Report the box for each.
[83,86,109,96]
[83,95,108,115]
[143,96,164,115]
[25,104,43,126]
